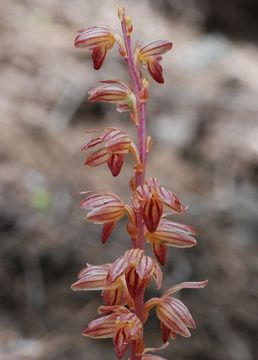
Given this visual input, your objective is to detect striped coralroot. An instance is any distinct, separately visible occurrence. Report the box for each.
[72,6,208,360]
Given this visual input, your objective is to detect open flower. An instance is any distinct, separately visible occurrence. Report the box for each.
[82,127,139,176]
[84,306,143,359]
[71,263,132,306]
[75,25,117,69]
[88,80,137,116]
[133,177,185,233]
[136,40,173,83]
[145,219,197,265]
[144,281,208,342]
[80,191,131,243]
[108,248,162,298]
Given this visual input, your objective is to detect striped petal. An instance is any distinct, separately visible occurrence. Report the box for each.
[147,59,164,84]
[110,256,129,282]
[151,241,167,266]
[85,148,109,167]
[71,264,109,291]
[80,192,122,210]
[102,282,125,306]
[87,204,126,223]
[92,46,107,70]
[135,252,155,280]
[143,341,169,359]
[83,314,117,338]
[108,154,125,176]
[145,219,197,248]
[147,178,184,214]
[101,221,117,244]
[168,298,196,329]
[160,323,171,343]
[157,299,191,338]
[142,198,163,233]
[163,280,208,297]
[138,40,173,59]
[114,327,130,358]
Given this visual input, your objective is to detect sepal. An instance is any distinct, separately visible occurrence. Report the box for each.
[80,191,128,224]
[145,219,197,264]
[71,264,109,291]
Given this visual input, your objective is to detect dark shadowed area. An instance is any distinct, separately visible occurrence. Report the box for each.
[1,0,258,359]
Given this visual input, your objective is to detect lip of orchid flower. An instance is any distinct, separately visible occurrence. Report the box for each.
[81,127,140,177]
[144,280,208,341]
[136,40,173,83]
[145,219,197,265]
[83,306,143,359]
[133,177,185,233]
[75,25,117,70]
[88,80,137,114]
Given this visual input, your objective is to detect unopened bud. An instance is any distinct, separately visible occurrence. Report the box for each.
[118,6,125,21]
[126,222,138,239]
[125,16,133,33]
[146,136,153,153]
[114,33,126,57]
[140,78,149,103]
[129,176,137,192]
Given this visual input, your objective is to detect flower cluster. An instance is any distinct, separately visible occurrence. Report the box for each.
[72,6,207,360]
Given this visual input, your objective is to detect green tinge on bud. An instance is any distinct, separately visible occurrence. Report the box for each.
[125,16,133,34]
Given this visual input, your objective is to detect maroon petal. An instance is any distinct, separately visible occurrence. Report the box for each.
[147,60,164,84]
[151,241,167,266]
[108,154,125,176]
[160,322,171,343]
[143,198,163,233]
[114,328,130,359]
[92,46,107,70]
[101,221,116,244]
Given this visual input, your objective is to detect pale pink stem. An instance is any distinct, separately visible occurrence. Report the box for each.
[121,17,147,360]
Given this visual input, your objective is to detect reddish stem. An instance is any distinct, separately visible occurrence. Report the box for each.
[121,16,147,360]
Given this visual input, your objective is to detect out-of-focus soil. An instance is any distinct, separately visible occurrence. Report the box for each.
[1,0,258,359]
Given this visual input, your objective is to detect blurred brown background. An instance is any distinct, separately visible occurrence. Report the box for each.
[1,0,258,359]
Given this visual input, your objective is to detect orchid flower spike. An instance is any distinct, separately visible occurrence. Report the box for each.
[72,6,207,359]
